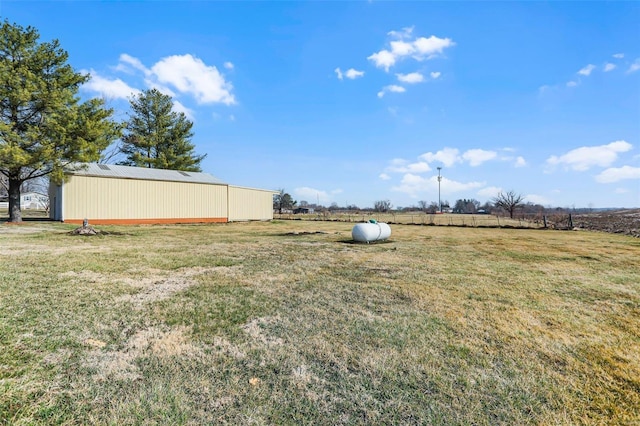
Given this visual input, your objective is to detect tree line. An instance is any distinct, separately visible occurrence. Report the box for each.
[0,21,206,222]
[275,191,534,220]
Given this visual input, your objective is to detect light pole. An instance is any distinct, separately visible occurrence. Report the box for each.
[437,167,442,213]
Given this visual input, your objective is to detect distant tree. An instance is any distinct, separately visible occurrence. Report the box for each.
[273,189,296,213]
[120,89,205,171]
[418,200,429,212]
[453,198,480,214]
[428,202,439,213]
[374,200,392,213]
[329,202,339,211]
[0,21,120,222]
[493,190,525,219]
[479,201,493,213]
[346,204,360,211]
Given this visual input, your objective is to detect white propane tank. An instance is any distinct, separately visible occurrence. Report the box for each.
[352,220,391,243]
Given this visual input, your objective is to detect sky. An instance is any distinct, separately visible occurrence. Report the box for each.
[2,1,639,209]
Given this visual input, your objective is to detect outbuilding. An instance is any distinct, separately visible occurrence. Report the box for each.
[49,163,277,225]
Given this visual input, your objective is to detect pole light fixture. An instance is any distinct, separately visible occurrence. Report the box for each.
[437,167,442,213]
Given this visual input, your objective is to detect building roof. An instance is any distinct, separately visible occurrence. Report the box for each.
[66,163,226,185]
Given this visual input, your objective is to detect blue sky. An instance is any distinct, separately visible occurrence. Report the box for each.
[3,1,639,208]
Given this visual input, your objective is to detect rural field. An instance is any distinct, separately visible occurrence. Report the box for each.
[0,220,638,425]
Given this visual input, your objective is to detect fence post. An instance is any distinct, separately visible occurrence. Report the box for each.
[568,214,573,229]
[543,215,547,228]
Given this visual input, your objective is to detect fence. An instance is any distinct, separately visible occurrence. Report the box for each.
[274,212,578,230]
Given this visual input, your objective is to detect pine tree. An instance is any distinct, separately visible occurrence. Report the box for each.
[120,89,206,172]
[0,20,119,222]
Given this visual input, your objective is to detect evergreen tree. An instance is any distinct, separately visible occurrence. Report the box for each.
[0,20,119,222]
[120,89,205,171]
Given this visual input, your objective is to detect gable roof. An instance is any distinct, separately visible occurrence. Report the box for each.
[66,163,226,185]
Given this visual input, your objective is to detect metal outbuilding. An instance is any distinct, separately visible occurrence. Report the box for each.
[49,163,277,225]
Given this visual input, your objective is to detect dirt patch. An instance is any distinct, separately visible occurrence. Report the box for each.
[115,266,238,307]
[573,211,640,238]
[242,316,284,346]
[84,325,202,382]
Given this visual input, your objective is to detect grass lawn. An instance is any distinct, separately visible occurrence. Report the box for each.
[0,220,638,425]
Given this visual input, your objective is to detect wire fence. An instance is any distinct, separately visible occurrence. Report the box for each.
[274,212,579,230]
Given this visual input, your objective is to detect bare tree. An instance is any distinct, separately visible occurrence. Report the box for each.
[374,200,392,213]
[493,190,525,219]
[99,140,125,164]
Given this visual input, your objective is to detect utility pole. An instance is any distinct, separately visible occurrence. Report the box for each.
[437,167,442,213]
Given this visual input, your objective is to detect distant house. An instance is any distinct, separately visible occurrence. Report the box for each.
[0,192,49,210]
[294,207,314,214]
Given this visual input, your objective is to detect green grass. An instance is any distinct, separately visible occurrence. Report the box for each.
[0,221,638,424]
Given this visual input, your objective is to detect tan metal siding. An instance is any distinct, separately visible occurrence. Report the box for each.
[227,186,275,221]
[62,175,227,221]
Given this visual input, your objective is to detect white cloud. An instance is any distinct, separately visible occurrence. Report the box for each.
[368,50,397,72]
[614,188,629,194]
[613,53,624,59]
[116,53,151,76]
[524,194,551,205]
[379,173,391,180]
[396,72,425,83]
[224,62,234,70]
[293,187,338,204]
[334,68,344,80]
[603,63,616,72]
[151,54,235,105]
[462,149,497,166]
[144,80,176,98]
[578,64,596,76]
[377,85,406,98]
[419,148,461,167]
[477,186,502,199]
[628,59,640,74]
[368,31,455,71]
[345,68,365,79]
[391,173,484,198]
[385,158,431,174]
[390,40,415,57]
[412,36,456,60]
[171,100,195,120]
[387,26,414,39]
[430,71,441,79]
[546,140,633,171]
[96,53,237,107]
[83,71,141,99]
[595,166,640,183]
[514,156,527,167]
[566,80,579,88]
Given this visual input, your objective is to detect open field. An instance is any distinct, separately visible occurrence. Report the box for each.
[1,221,638,424]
